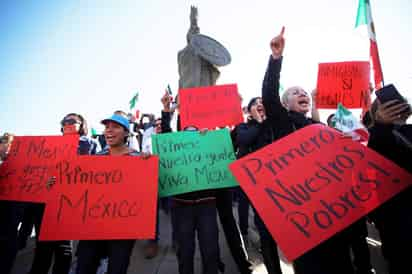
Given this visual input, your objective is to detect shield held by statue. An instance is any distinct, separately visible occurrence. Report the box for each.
[190,34,231,67]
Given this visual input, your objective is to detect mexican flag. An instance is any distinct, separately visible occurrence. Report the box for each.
[332,103,369,142]
[129,91,139,110]
[355,0,384,90]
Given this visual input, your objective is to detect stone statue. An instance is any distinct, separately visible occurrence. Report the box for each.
[178,6,230,89]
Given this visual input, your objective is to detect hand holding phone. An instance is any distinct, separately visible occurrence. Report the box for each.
[375,84,410,116]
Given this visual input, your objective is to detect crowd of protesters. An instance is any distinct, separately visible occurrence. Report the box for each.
[1,27,412,274]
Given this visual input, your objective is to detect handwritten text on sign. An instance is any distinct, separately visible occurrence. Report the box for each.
[316,61,370,109]
[39,156,159,240]
[179,84,243,129]
[229,124,412,261]
[152,129,238,197]
[0,135,78,202]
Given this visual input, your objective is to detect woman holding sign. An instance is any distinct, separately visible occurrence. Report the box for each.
[75,114,140,274]
[236,27,355,274]
[263,27,355,274]
[28,113,99,274]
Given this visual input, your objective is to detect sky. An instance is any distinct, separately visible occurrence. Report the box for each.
[1,0,411,135]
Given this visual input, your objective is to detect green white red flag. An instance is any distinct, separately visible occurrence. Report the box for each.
[332,103,369,142]
[355,0,384,90]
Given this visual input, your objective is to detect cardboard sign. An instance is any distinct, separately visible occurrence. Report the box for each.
[179,84,243,130]
[316,62,370,109]
[39,155,158,240]
[152,129,238,197]
[229,124,412,261]
[0,135,78,202]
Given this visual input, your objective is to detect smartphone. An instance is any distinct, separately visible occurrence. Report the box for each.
[376,84,411,115]
[375,84,406,104]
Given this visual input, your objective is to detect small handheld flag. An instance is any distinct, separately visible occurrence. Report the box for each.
[129,91,139,110]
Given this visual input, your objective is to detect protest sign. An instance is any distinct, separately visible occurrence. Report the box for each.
[0,135,78,202]
[179,84,243,129]
[152,129,238,197]
[39,155,158,240]
[229,124,412,261]
[316,61,370,109]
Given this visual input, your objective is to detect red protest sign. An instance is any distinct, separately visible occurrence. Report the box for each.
[39,155,158,240]
[229,124,412,261]
[316,61,370,109]
[179,84,243,129]
[0,135,78,202]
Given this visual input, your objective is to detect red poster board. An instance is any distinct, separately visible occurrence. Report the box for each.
[39,155,158,240]
[179,84,243,129]
[316,61,370,109]
[229,124,412,261]
[0,135,78,202]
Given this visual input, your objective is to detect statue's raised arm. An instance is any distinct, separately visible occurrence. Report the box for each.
[186,5,200,42]
[190,5,198,28]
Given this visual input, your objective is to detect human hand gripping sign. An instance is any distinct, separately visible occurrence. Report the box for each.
[270,26,285,59]
[311,88,317,105]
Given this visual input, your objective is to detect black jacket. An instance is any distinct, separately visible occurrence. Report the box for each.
[262,56,318,138]
[367,122,412,223]
[368,123,412,173]
[237,56,353,274]
[236,56,317,156]
[161,111,173,134]
[366,122,412,269]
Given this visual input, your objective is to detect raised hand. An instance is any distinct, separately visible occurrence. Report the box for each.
[311,88,317,103]
[250,106,265,123]
[310,88,321,122]
[375,100,411,124]
[270,26,285,59]
[190,6,198,26]
[161,92,172,112]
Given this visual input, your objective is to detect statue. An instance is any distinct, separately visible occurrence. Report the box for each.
[178,6,231,89]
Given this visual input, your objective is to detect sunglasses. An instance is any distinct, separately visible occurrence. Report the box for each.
[61,118,81,126]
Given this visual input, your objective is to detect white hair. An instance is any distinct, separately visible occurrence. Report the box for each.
[281,86,306,108]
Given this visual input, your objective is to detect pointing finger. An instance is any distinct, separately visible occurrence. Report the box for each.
[280,26,285,36]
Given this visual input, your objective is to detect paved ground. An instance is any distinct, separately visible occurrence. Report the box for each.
[11,205,387,274]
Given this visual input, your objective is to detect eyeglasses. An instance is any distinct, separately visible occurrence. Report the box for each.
[62,118,81,126]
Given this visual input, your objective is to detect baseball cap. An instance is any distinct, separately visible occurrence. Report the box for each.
[101,114,130,132]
